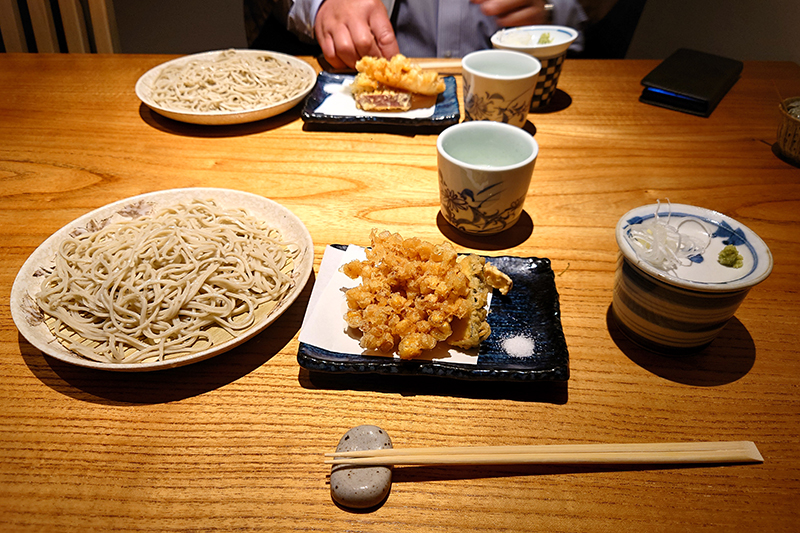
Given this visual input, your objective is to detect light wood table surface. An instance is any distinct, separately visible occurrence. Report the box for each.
[1,53,799,532]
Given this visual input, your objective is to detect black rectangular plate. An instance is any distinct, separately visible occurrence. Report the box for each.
[301,72,460,129]
[297,246,569,381]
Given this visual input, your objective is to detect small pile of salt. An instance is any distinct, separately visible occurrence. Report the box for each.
[502,335,535,357]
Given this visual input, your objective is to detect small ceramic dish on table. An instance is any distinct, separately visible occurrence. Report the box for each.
[612,203,773,355]
[777,96,800,165]
[490,25,578,109]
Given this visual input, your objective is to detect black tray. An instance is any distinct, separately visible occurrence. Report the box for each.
[297,246,568,381]
[301,72,460,129]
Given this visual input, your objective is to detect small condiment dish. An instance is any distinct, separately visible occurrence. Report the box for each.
[612,203,773,355]
[777,96,800,165]
[491,25,578,59]
[491,25,578,110]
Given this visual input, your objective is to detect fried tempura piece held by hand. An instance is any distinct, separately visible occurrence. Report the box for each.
[355,54,446,96]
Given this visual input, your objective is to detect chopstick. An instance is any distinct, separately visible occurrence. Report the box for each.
[413,58,462,68]
[325,441,763,466]
[324,58,462,75]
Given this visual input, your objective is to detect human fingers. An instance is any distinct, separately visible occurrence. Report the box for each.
[368,9,400,59]
[495,5,539,28]
[347,21,386,63]
[316,29,348,69]
[314,0,395,69]
[327,25,366,69]
[315,11,372,68]
[473,0,548,26]
[315,6,349,69]
[337,3,398,66]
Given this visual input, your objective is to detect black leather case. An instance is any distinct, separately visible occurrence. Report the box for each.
[639,48,743,117]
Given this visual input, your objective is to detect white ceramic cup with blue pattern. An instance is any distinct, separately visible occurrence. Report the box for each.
[462,50,541,128]
[491,25,579,110]
[612,203,773,355]
[437,121,538,235]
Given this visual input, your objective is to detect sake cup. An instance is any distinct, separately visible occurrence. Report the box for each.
[437,121,538,235]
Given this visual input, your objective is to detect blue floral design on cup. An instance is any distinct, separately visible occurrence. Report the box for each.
[464,76,532,125]
[439,178,527,234]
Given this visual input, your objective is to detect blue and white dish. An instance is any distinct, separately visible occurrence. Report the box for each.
[491,25,579,59]
[616,203,773,292]
[491,26,577,109]
[301,72,460,128]
[612,203,773,354]
[297,245,568,381]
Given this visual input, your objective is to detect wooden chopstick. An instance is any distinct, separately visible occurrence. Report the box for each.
[413,58,462,70]
[325,441,763,466]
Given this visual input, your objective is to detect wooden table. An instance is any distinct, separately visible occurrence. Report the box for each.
[1,53,799,532]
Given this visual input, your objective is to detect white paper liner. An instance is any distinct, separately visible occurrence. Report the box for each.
[299,245,483,365]
[313,79,437,119]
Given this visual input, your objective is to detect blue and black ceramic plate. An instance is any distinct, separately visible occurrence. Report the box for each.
[297,245,568,381]
[301,72,460,128]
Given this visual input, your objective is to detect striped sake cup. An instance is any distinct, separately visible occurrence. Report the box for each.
[612,203,773,355]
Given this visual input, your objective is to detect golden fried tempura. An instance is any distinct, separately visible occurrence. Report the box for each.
[342,230,512,359]
[351,72,380,94]
[350,73,412,111]
[355,55,446,96]
[484,263,513,296]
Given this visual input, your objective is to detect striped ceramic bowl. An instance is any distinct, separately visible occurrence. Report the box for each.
[612,203,773,355]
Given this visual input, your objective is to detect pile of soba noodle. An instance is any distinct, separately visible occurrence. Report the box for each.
[150,49,310,112]
[35,199,298,363]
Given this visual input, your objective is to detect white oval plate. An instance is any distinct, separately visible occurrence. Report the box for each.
[135,49,317,125]
[616,203,773,292]
[11,188,314,371]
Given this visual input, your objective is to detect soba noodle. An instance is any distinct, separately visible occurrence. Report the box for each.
[150,49,311,113]
[35,199,298,363]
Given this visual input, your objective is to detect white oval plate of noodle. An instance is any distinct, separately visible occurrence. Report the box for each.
[10,188,314,371]
[135,49,317,125]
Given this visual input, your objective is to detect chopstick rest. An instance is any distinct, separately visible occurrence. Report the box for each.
[327,427,762,510]
[325,440,763,466]
[329,425,394,509]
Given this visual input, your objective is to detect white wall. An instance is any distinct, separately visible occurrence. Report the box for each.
[626,0,800,63]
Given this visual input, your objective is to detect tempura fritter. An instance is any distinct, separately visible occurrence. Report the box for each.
[355,54,445,96]
[342,230,512,359]
[350,55,445,111]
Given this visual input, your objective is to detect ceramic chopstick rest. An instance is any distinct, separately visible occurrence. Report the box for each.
[329,425,393,509]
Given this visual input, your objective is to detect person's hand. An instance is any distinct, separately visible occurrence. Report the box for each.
[314,0,400,70]
[471,0,550,28]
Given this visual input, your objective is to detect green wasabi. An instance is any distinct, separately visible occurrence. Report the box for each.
[718,244,743,268]
[538,32,553,44]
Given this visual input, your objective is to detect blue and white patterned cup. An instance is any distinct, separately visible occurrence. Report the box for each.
[528,52,567,109]
[612,203,773,355]
[462,50,541,128]
[491,26,578,110]
[437,121,538,235]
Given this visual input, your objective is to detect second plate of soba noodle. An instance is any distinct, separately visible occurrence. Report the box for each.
[10,188,314,371]
[135,49,317,125]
